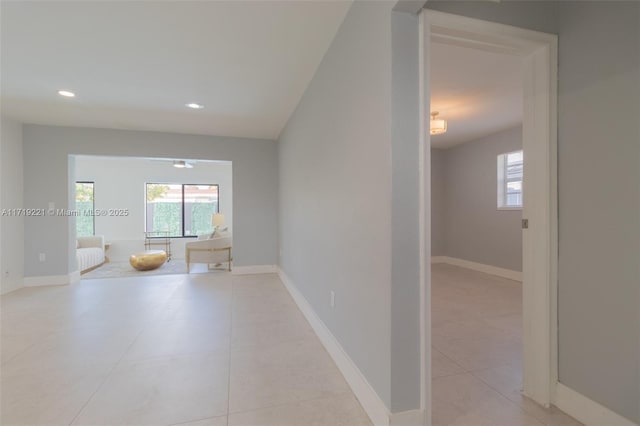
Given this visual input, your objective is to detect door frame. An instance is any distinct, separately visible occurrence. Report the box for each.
[418,10,559,423]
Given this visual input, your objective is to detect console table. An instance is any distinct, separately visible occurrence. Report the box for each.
[144,231,172,261]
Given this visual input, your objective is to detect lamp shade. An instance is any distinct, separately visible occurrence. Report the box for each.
[212,213,225,227]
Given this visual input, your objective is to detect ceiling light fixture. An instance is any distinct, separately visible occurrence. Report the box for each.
[58,90,75,98]
[430,111,447,135]
[173,160,194,169]
[186,103,204,109]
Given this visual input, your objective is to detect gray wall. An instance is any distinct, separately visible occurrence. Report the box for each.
[391,10,421,412]
[22,125,278,277]
[555,2,640,422]
[278,0,393,408]
[426,1,640,422]
[0,117,24,294]
[430,148,446,257]
[279,1,422,412]
[432,126,523,272]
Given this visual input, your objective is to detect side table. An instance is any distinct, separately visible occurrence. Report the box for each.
[104,242,112,263]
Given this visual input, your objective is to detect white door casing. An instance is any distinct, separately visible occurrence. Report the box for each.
[419,10,558,424]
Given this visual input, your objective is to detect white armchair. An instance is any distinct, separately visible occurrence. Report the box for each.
[185,232,232,272]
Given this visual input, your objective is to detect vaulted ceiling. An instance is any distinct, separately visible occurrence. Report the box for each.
[1,2,523,145]
[1,1,351,140]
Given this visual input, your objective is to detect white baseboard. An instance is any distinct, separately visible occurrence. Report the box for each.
[23,272,77,287]
[232,265,278,275]
[431,256,522,282]
[69,270,81,284]
[0,279,24,295]
[277,267,391,426]
[555,383,638,426]
[389,409,425,426]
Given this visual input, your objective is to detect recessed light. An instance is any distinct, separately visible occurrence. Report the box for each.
[186,103,204,109]
[58,90,75,98]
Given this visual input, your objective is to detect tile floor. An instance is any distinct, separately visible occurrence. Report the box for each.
[1,265,584,426]
[1,272,371,426]
[431,263,582,426]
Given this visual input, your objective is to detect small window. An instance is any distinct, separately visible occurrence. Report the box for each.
[75,181,95,236]
[497,150,523,209]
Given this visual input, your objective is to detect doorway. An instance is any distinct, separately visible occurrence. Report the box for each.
[429,36,527,424]
[418,10,558,425]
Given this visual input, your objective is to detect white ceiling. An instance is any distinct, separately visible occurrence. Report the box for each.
[0,1,351,140]
[430,41,523,149]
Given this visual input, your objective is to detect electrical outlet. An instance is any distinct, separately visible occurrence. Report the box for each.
[330,290,335,308]
[39,253,46,262]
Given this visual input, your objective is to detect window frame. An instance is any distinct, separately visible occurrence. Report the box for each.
[145,182,220,238]
[75,181,95,236]
[497,150,523,210]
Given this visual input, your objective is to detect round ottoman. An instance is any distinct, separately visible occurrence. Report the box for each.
[129,250,167,271]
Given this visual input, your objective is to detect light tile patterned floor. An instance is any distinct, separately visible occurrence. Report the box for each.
[431,263,583,426]
[1,273,371,426]
[2,266,585,426]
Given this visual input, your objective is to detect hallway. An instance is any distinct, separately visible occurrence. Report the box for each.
[1,273,371,425]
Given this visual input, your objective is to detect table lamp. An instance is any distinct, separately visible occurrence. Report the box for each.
[212,213,225,231]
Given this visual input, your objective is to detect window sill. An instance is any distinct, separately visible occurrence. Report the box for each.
[497,206,522,211]
[146,236,199,239]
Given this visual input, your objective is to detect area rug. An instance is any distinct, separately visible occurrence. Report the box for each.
[82,260,201,279]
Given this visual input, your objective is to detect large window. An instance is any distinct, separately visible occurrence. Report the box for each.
[145,183,219,237]
[497,150,523,209]
[76,181,95,236]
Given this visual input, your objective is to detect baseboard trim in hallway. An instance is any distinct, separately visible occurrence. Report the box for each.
[555,383,639,426]
[231,265,278,275]
[278,267,402,426]
[23,270,80,287]
[431,256,522,282]
[389,409,425,426]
